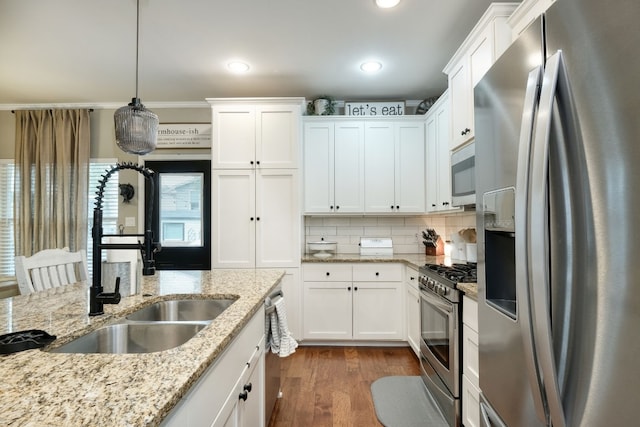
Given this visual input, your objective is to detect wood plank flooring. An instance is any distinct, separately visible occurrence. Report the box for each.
[268,346,421,427]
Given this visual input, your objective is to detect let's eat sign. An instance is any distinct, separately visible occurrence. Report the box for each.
[344,101,405,116]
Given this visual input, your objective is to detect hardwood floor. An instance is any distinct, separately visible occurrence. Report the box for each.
[268,346,421,427]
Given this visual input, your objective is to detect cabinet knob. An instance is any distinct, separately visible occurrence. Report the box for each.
[390,205,394,210]
[250,160,254,165]
[375,272,379,276]
[250,217,254,221]
[326,272,330,276]
[431,204,436,207]
[442,202,449,206]
[336,206,340,210]
[256,217,260,221]
[256,161,260,165]
[330,205,334,210]
[239,391,248,401]
[347,286,351,291]
[410,276,415,281]
[354,286,358,291]
[396,205,399,210]
[461,128,471,136]
[243,383,252,392]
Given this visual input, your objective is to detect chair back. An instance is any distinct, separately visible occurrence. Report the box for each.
[15,248,89,295]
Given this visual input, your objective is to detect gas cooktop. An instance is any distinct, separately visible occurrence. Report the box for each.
[421,262,477,285]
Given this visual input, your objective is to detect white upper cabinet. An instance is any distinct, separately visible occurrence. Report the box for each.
[426,91,458,213]
[303,120,365,214]
[303,117,424,215]
[508,0,556,38]
[364,121,425,214]
[209,98,304,169]
[443,3,518,151]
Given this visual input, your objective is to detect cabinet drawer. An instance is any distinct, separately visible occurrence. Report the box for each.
[462,374,481,427]
[352,263,402,282]
[463,295,478,331]
[463,323,480,388]
[303,263,352,282]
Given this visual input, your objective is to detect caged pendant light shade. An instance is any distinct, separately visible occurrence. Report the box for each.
[114,0,158,155]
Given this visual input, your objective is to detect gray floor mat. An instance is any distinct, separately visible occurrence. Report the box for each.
[371,376,449,427]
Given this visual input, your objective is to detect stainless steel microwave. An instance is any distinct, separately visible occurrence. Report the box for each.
[451,142,476,207]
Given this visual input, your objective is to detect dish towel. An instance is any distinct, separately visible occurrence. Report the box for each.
[266,297,298,357]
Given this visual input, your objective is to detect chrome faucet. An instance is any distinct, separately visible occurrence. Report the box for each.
[89,162,160,316]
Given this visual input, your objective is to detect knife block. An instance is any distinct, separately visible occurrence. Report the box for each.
[425,238,444,256]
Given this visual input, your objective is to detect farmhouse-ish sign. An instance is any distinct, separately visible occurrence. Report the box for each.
[345,101,405,116]
[157,123,212,148]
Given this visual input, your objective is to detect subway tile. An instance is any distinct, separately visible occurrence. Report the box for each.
[323,217,351,226]
[336,226,365,236]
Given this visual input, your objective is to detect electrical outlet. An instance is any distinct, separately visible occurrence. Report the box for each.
[125,216,136,227]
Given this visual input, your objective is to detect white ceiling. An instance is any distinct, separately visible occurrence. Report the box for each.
[0,0,519,108]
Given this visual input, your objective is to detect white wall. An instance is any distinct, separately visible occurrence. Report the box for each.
[304,211,476,254]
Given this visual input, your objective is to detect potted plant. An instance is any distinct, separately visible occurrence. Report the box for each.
[307,95,336,115]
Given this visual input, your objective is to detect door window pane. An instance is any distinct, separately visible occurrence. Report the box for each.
[159,173,203,247]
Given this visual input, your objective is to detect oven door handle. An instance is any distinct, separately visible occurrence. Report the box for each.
[420,290,454,314]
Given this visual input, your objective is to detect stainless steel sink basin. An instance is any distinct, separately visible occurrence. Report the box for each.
[125,298,237,323]
[50,323,207,354]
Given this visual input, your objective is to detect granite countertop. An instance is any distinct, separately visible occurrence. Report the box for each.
[302,253,478,298]
[0,269,284,427]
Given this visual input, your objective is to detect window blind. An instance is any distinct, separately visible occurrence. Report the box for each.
[0,161,15,276]
[87,160,119,277]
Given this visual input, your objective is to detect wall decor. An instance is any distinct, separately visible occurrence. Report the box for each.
[344,101,405,116]
[156,123,212,148]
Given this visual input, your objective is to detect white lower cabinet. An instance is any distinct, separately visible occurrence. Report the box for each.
[462,295,480,427]
[302,263,404,341]
[161,308,265,427]
[405,266,421,357]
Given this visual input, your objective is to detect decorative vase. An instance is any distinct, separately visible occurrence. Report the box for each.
[314,99,329,115]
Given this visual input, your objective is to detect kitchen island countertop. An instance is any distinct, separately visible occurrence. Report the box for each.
[0,269,284,427]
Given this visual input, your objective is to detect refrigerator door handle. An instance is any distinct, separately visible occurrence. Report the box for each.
[529,50,568,427]
[515,66,546,424]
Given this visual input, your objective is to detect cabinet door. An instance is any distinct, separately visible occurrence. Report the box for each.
[435,96,455,211]
[448,59,472,150]
[303,122,334,213]
[469,26,494,88]
[334,122,365,213]
[255,170,299,268]
[212,106,256,169]
[462,374,481,427]
[256,105,299,169]
[303,281,352,340]
[364,122,395,213]
[353,282,403,340]
[395,121,426,213]
[405,277,421,356]
[237,345,264,427]
[212,170,255,268]
[425,112,439,213]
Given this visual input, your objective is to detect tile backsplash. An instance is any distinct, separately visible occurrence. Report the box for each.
[304,212,477,254]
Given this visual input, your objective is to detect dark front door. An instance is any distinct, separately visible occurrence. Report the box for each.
[145,160,211,270]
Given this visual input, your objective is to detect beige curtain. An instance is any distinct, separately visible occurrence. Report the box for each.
[14,109,91,256]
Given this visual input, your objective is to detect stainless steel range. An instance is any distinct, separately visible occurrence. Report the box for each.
[418,262,476,427]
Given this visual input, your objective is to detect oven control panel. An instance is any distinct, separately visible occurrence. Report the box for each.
[419,275,449,296]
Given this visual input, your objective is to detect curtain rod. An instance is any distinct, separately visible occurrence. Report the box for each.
[11,109,94,113]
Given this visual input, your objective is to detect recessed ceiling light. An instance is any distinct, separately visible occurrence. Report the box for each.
[360,61,383,73]
[227,61,250,73]
[375,0,401,8]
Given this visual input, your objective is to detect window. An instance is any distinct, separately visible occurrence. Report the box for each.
[86,160,119,277]
[0,161,15,276]
[0,159,118,278]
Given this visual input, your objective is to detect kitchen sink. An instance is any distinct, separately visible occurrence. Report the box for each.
[50,322,207,354]
[125,298,237,323]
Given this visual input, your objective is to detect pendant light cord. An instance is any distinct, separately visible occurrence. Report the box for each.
[135,0,140,99]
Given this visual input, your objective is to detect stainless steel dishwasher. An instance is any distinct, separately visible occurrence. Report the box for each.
[264,288,283,425]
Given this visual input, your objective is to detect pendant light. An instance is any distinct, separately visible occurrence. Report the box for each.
[114,0,158,155]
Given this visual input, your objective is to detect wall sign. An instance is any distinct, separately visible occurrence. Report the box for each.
[344,101,405,116]
[156,123,211,148]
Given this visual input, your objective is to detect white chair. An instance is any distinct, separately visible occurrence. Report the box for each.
[15,247,89,295]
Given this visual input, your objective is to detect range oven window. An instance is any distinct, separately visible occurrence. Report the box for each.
[421,294,452,369]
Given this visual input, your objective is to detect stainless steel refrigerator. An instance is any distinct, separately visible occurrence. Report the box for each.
[474,0,640,426]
